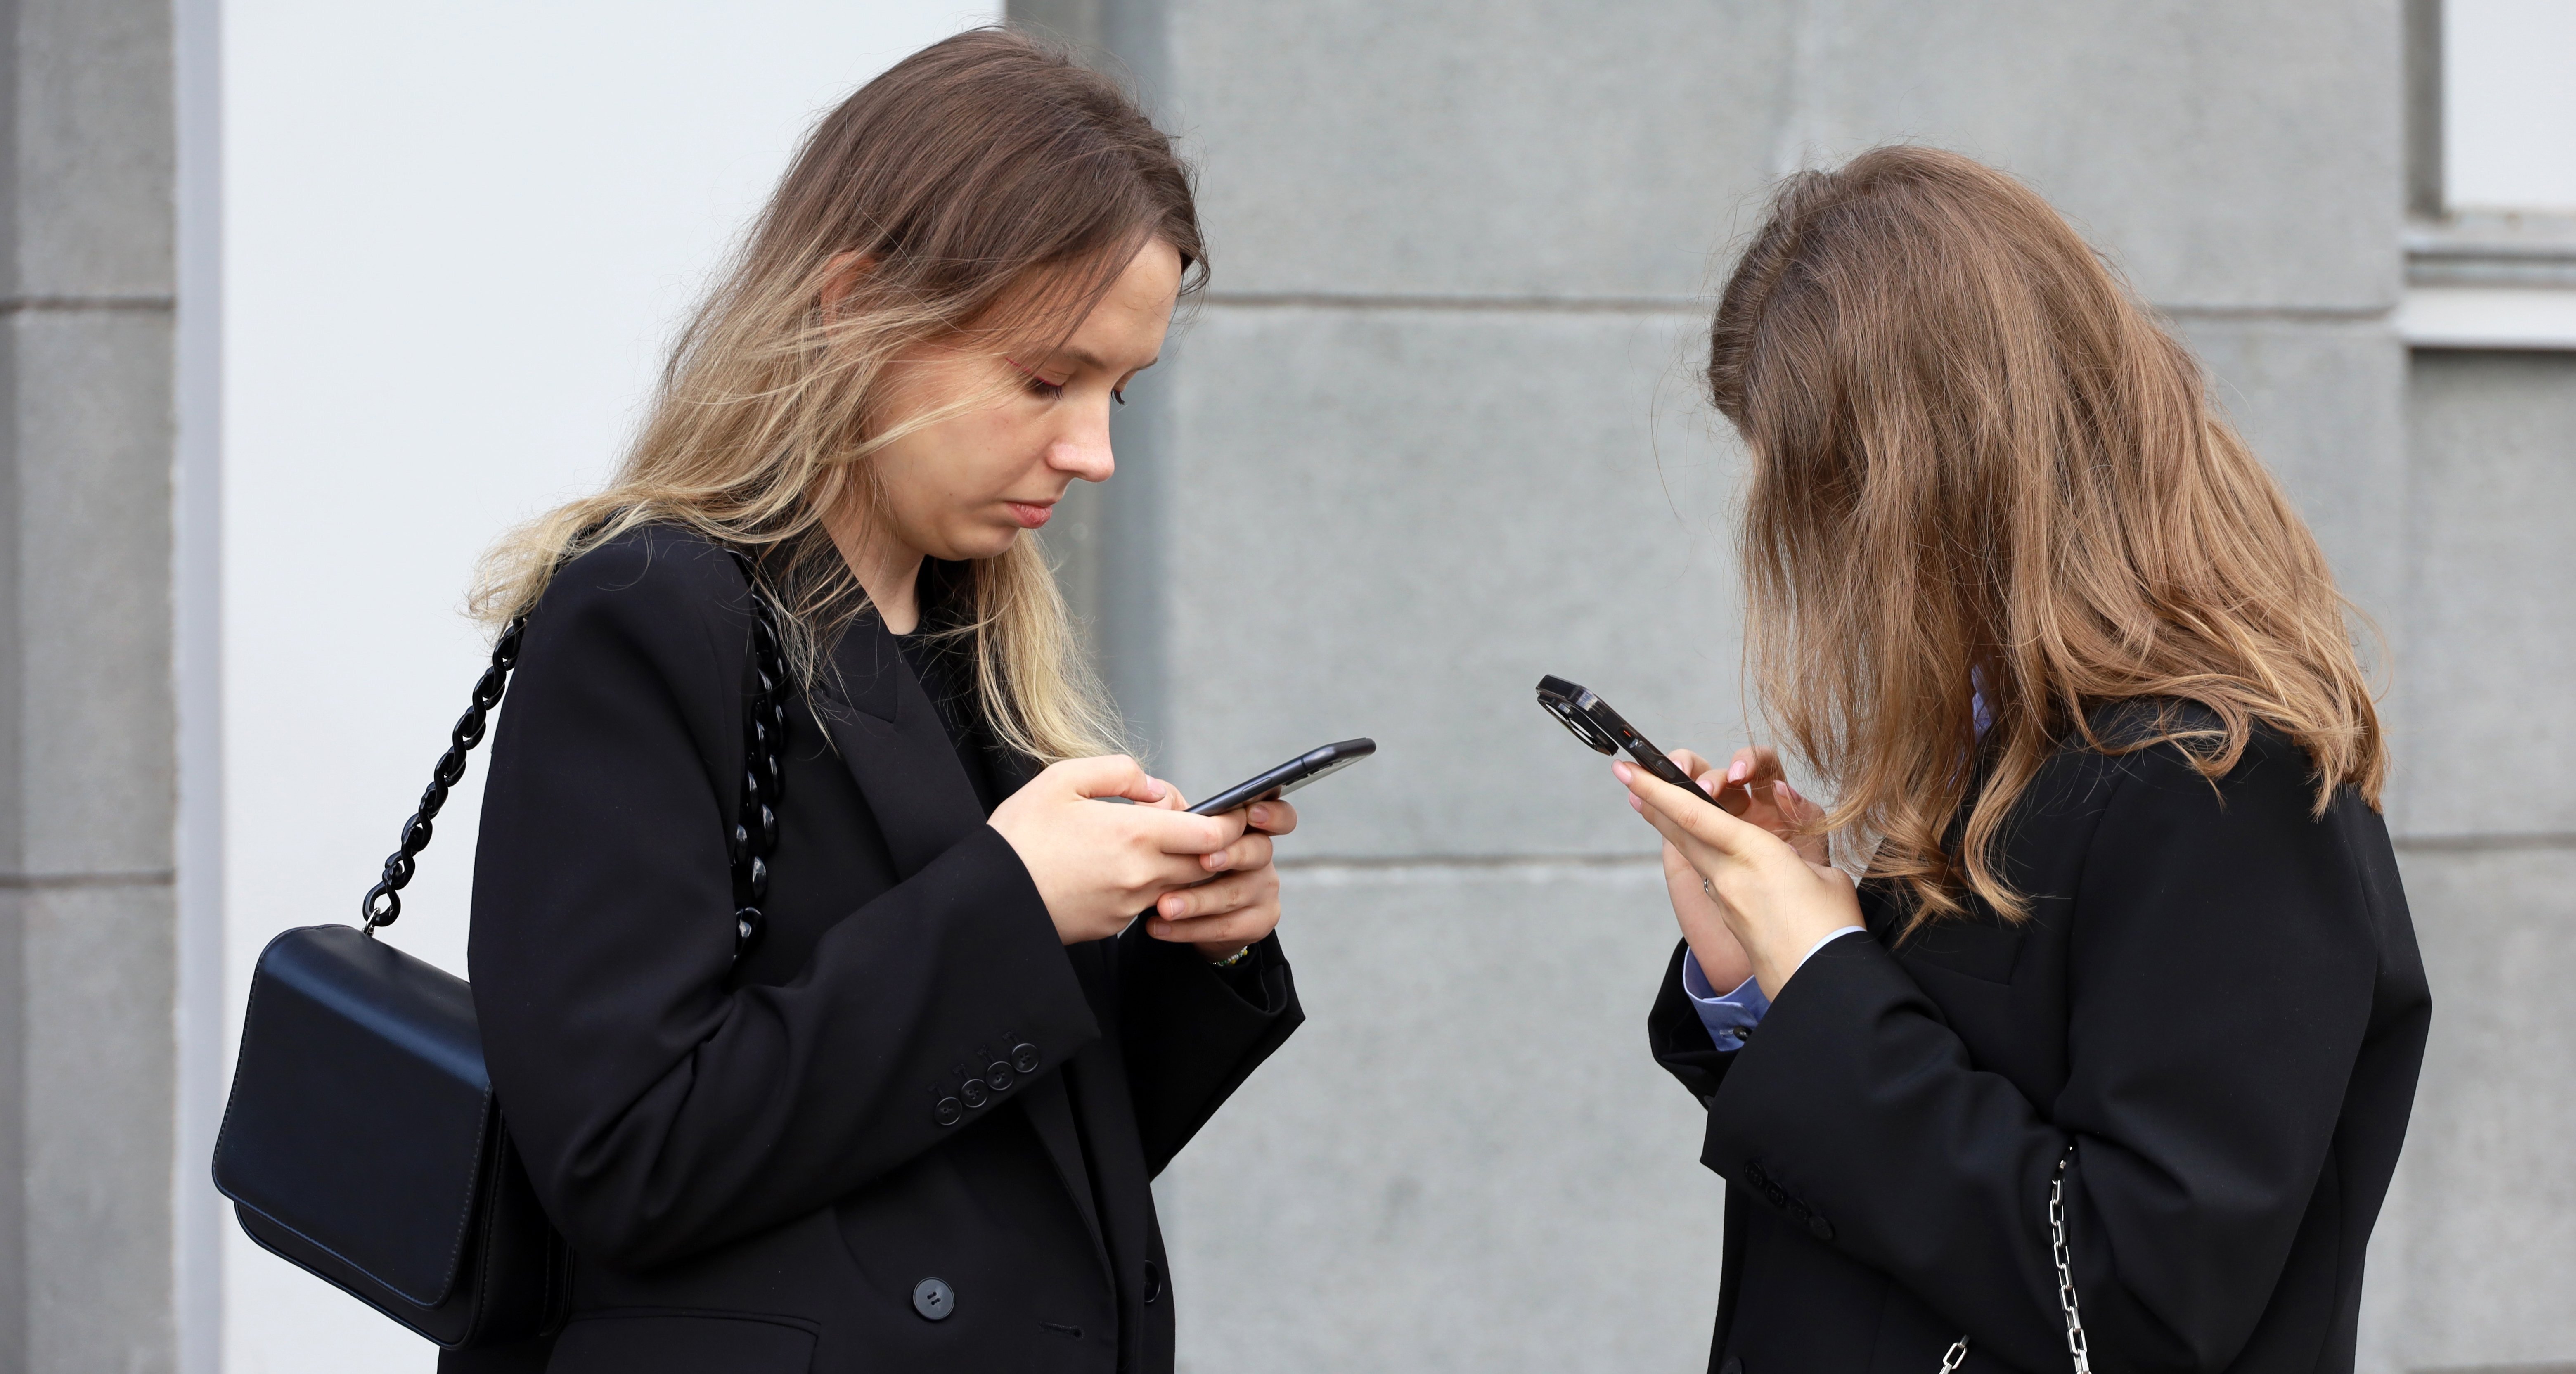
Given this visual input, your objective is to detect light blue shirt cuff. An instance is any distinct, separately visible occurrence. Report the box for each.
[1681,926,1867,1052]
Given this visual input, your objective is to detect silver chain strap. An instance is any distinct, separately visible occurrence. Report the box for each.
[2048,1150,2092,1372]
[1936,1146,2089,1372]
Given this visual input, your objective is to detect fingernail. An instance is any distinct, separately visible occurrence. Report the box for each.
[1728,758,1750,782]
[1206,853,1229,871]
[1249,804,1270,827]
[1629,794,1644,812]
[1612,761,1634,783]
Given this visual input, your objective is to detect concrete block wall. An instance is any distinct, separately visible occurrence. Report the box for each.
[0,0,182,1371]
[1015,2,2570,1371]
[0,1,2532,1369]
[2365,351,2576,1371]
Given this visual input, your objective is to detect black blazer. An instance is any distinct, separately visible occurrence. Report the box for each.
[1649,706,2429,1374]
[453,528,1301,1374]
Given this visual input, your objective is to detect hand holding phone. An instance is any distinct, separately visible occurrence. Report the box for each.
[1142,738,1375,960]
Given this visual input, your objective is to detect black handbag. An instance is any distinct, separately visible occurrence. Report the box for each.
[213,553,789,1349]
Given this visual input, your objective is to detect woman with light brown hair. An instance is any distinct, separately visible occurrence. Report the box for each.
[1616,147,2428,1372]
[452,29,1302,1374]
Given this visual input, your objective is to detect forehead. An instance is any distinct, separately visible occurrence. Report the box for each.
[986,240,1181,364]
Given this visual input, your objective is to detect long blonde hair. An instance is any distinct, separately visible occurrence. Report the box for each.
[471,28,1205,763]
[1707,146,2386,931]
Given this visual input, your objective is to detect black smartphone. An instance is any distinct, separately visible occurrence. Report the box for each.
[1187,739,1377,817]
[1534,675,1747,816]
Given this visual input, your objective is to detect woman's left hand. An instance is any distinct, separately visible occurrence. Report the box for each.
[1142,794,1300,960]
[1615,759,1861,1000]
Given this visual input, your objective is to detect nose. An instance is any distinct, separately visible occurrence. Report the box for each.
[1046,406,1115,484]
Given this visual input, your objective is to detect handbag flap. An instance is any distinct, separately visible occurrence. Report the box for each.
[214,924,496,1309]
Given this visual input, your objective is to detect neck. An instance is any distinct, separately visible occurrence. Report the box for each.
[823,505,925,636]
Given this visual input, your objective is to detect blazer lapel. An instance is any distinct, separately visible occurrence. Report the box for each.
[813,614,985,879]
[814,612,1112,1271]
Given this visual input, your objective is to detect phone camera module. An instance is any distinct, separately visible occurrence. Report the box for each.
[1541,695,1619,755]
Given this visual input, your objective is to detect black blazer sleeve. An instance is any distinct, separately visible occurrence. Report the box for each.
[469,537,1102,1269]
[1116,927,1303,1174]
[1690,732,2415,1373]
[1646,940,1740,1104]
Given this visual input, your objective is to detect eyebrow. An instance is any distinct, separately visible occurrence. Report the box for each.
[1045,344,1155,374]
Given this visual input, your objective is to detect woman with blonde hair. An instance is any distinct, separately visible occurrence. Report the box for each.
[455,30,1302,1374]
[1618,147,2428,1372]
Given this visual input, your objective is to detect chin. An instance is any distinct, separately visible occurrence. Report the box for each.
[947,527,1022,562]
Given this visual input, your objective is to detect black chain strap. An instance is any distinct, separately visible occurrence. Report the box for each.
[361,622,522,933]
[726,554,789,961]
[360,553,789,966]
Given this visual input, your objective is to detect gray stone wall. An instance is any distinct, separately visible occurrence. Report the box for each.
[2367,351,2576,1372]
[1015,2,2576,1372]
[0,1,181,1372]
[0,1,2547,1369]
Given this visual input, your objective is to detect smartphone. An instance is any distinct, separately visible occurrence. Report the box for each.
[1534,675,1747,816]
[1187,739,1377,817]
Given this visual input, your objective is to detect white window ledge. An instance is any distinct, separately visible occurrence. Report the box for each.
[2403,213,2576,350]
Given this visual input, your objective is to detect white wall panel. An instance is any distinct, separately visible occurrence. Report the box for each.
[218,5,995,1369]
[2446,0,2576,212]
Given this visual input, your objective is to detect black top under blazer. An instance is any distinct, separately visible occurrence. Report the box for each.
[1649,706,2430,1374]
[454,527,1302,1374]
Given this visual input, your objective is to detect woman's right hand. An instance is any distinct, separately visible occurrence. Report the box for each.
[988,755,1248,945]
[1654,747,1828,990]
[1670,746,1826,864]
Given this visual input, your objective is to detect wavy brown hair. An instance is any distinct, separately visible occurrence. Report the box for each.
[471,27,1205,763]
[1707,145,2385,931]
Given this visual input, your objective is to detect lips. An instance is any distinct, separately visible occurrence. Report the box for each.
[1006,501,1054,529]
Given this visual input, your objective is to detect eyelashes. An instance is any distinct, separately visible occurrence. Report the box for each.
[1006,356,1126,405]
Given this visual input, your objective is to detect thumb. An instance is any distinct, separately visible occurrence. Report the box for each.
[1624,761,1764,858]
[1051,754,1167,804]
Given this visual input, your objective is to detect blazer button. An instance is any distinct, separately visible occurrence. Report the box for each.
[933,1097,963,1127]
[960,1078,990,1109]
[1012,1042,1042,1074]
[1143,1259,1165,1305]
[912,1277,955,1321]
[1807,1214,1835,1243]
[985,1060,1015,1092]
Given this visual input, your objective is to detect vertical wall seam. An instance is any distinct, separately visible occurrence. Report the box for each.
[171,0,225,1367]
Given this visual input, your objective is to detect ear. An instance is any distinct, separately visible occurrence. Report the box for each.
[819,251,876,316]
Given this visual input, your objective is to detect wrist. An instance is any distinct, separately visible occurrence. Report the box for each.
[1683,929,1753,992]
[1748,921,1862,999]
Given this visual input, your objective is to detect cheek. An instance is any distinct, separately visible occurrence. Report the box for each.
[875,414,1047,545]
[868,440,945,526]
[940,412,1049,501]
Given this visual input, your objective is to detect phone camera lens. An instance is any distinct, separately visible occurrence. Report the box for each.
[1543,697,1618,756]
